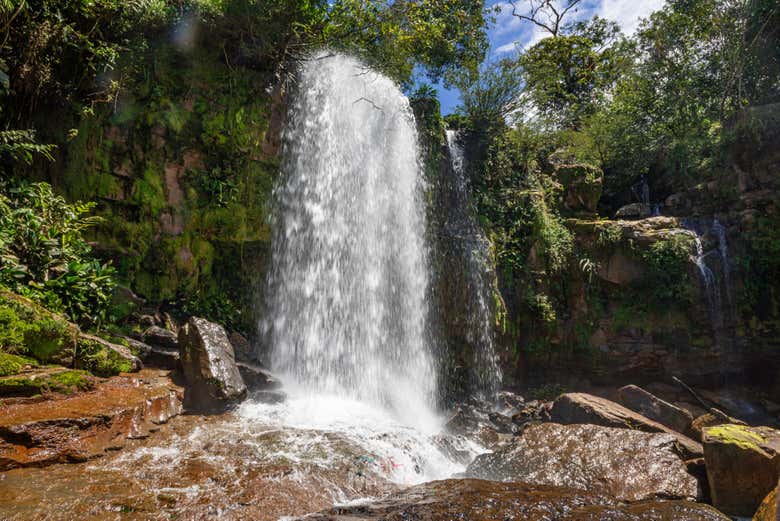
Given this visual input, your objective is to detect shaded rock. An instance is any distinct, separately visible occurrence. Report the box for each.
[616,202,652,219]
[550,393,703,458]
[251,389,287,404]
[121,337,152,360]
[75,334,142,376]
[704,424,780,516]
[0,369,182,470]
[292,479,727,521]
[691,411,747,441]
[143,326,179,350]
[178,317,246,410]
[466,423,700,502]
[229,332,253,363]
[237,361,280,391]
[753,483,779,521]
[145,345,181,370]
[618,384,693,434]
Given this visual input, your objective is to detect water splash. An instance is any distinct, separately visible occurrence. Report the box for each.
[444,130,502,397]
[264,52,436,428]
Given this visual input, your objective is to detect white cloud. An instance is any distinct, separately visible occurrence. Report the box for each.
[591,0,665,35]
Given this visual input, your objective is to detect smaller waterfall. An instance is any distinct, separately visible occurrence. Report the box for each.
[444,130,502,398]
[712,219,734,313]
[691,235,723,330]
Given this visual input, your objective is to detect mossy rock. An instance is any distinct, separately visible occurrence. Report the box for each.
[75,335,141,377]
[0,368,94,397]
[0,352,39,377]
[0,289,79,366]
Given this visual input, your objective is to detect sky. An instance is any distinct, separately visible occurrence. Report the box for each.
[432,0,666,114]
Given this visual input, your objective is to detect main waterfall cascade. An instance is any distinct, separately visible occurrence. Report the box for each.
[263,52,436,427]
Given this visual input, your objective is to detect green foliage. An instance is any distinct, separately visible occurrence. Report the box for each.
[0,182,116,326]
[639,234,695,303]
[453,58,524,130]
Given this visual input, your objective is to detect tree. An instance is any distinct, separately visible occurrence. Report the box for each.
[508,0,583,37]
[519,17,632,129]
[455,58,525,130]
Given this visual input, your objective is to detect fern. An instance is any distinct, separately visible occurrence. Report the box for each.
[0,129,56,164]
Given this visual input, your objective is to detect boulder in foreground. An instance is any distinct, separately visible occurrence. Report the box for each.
[466,422,700,502]
[618,384,693,434]
[704,424,780,517]
[178,317,247,410]
[550,392,702,458]
[291,479,727,521]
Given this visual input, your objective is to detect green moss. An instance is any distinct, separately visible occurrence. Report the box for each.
[706,424,766,451]
[0,290,79,364]
[48,370,93,392]
[76,337,134,377]
[0,352,39,376]
[0,369,93,396]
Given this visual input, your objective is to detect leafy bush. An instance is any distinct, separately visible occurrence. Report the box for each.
[0,182,116,326]
[640,234,695,303]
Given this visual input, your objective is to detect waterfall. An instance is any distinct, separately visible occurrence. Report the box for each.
[264,52,437,426]
[444,130,502,397]
[691,235,723,330]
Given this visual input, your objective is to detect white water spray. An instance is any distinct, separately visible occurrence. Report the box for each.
[264,52,437,428]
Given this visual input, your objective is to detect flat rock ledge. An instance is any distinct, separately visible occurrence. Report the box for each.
[0,369,182,470]
[292,479,728,521]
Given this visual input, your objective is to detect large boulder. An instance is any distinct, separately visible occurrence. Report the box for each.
[466,422,700,502]
[618,384,694,435]
[753,483,779,521]
[178,317,246,410]
[550,392,703,458]
[291,479,727,521]
[703,424,780,517]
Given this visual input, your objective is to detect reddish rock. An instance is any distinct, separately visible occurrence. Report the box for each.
[292,479,728,521]
[618,384,693,434]
[550,392,703,458]
[467,423,701,502]
[704,424,780,517]
[0,370,182,470]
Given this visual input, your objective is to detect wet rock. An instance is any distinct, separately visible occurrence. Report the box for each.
[550,393,703,458]
[143,325,179,350]
[466,423,700,502]
[618,384,693,434]
[237,361,280,391]
[145,345,181,370]
[251,390,287,404]
[753,483,779,521]
[229,332,254,363]
[703,424,780,516]
[292,479,727,520]
[0,368,95,397]
[0,370,182,470]
[178,317,246,410]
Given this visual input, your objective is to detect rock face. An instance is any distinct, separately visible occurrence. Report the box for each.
[237,361,280,391]
[0,369,182,470]
[550,393,703,458]
[178,317,247,410]
[753,484,779,521]
[618,384,694,434]
[466,423,700,502]
[703,424,780,516]
[292,479,728,521]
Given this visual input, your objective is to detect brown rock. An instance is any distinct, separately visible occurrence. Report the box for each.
[0,370,182,470]
[178,317,247,411]
[466,423,700,502]
[691,411,747,441]
[143,325,179,350]
[618,384,693,434]
[550,393,703,458]
[753,483,779,521]
[292,479,728,521]
[704,424,780,517]
[229,332,253,363]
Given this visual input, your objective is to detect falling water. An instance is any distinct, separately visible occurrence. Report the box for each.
[691,235,723,330]
[264,52,437,427]
[712,219,734,313]
[445,130,502,396]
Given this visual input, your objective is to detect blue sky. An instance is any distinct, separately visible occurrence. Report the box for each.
[432,0,666,114]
